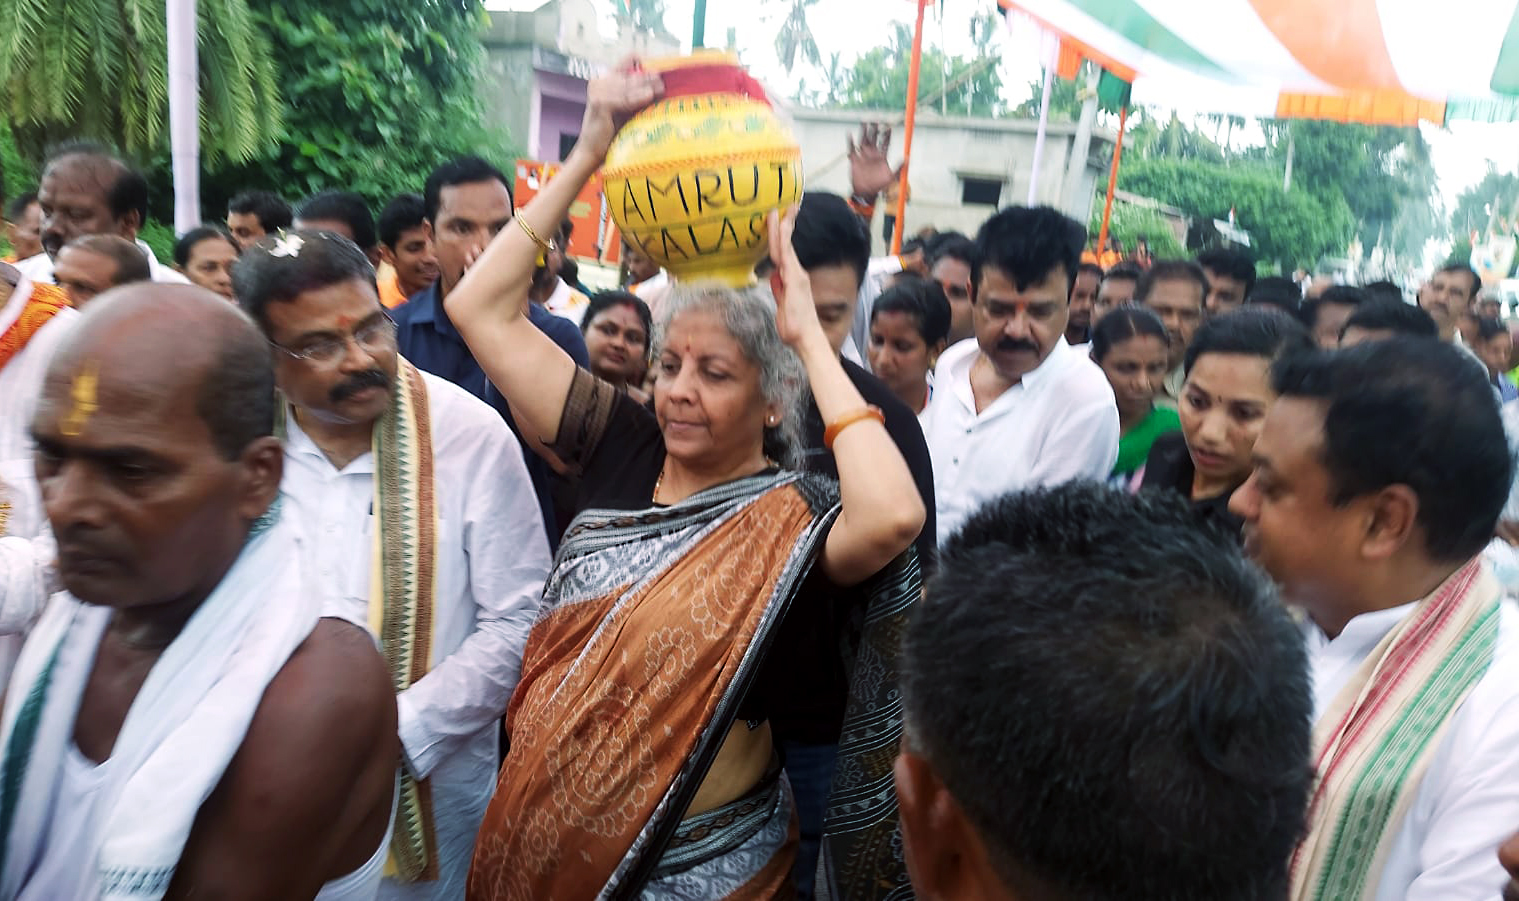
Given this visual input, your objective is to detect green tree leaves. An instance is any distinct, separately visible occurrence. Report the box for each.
[0,0,281,163]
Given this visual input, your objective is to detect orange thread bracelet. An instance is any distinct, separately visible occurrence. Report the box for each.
[824,405,885,450]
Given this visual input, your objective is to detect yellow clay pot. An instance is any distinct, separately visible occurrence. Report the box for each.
[602,54,803,287]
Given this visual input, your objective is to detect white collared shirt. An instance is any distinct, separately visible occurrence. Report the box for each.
[921,337,1119,546]
[280,371,550,901]
[1302,598,1519,901]
[15,240,189,286]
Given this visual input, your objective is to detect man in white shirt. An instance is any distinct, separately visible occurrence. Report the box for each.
[1230,338,1519,901]
[920,205,1119,546]
[16,142,188,286]
[232,231,551,901]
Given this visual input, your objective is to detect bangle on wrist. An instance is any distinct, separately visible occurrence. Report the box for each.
[823,405,885,451]
[515,216,555,266]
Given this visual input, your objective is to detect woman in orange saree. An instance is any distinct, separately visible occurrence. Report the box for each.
[447,69,926,901]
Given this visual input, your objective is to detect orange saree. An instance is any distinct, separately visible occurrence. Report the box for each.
[467,471,837,900]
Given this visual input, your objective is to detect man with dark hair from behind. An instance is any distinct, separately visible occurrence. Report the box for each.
[376,193,438,309]
[1230,339,1519,899]
[897,482,1312,901]
[295,191,381,268]
[1298,284,1366,350]
[395,155,588,551]
[20,140,187,285]
[52,234,152,309]
[1197,246,1256,315]
[1361,280,1405,306]
[921,205,1119,545]
[1136,258,1208,404]
[1247,275,1303,316]
[226,190,294,251]
[1339,299,1439,346]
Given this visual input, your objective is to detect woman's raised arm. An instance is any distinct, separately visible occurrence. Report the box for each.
[445,68,662,444]
[768,210,926,586]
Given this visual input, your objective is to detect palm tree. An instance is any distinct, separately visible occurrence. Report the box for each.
[0,0,280,162]
[774,0,822,74]
[623,0,673,38]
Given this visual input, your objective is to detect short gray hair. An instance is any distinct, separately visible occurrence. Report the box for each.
[656,281,806,467]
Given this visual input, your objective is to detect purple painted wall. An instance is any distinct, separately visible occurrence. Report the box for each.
[536,71,588,162]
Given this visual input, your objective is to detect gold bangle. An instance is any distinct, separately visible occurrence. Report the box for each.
[824,405,885,451]
[515,216,553,255]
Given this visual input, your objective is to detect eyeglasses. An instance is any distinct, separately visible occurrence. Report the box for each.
[270,312,397,366]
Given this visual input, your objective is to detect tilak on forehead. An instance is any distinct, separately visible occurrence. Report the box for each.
[60,360,100,437]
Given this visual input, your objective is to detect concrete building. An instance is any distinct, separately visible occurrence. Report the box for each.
[479,2,1120,254]
[481,0,679,164]
[781,107,1120,252]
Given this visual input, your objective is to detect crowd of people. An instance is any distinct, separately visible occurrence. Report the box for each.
[0,67,1518,901]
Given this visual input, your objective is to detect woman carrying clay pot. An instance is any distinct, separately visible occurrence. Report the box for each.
[450,67,924,901]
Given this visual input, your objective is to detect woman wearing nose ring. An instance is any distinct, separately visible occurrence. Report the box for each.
[1139,308,1312,537]
[446,68,926,900]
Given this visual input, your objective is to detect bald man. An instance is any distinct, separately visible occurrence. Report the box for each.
[53,234,152,309]
[0,284,397,899]
[16,142,187,286]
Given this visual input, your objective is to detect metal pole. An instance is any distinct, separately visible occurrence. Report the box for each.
[1096,104,1128,258]
[1027,62,1053,205]
[892,0,929,254]
[692,0,706,49]
[166,0,200,234]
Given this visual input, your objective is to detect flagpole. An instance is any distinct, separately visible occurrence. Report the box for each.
[1096,103,1127,259]
[892,0,930,254]
[1027,61,1053,205]
[166,0,200,233]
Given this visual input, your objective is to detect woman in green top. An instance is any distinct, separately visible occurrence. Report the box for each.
[1090,306,1179,490]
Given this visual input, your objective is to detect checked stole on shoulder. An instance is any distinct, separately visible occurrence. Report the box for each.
[1289,560,1499,901]
[371,361,440,883]
[275,359,441,883]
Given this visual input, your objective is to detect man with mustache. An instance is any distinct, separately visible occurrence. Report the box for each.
[919,206,1119,545]
[1419,262,1482,347]
[232,231,551,901]
[16,141,188,286]
[1229,339,1519,901]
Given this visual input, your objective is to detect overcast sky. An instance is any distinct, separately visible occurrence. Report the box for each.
[484,0,1519,226]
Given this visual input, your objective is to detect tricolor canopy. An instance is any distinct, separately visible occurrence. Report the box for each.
[1000,0,1519,125]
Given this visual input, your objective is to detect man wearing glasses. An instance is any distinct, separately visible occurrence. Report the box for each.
[231,230,550,901]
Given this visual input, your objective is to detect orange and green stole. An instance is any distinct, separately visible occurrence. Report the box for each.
[278,359,441,882]
[1289,559,1499,901]
[466,470,917,901]
[0,281,70,372]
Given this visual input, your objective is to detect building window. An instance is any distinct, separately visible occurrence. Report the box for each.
[961,177,1003,206]
[559,132,580,160]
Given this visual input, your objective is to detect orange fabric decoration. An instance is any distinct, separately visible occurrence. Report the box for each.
[0,282,70,373]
